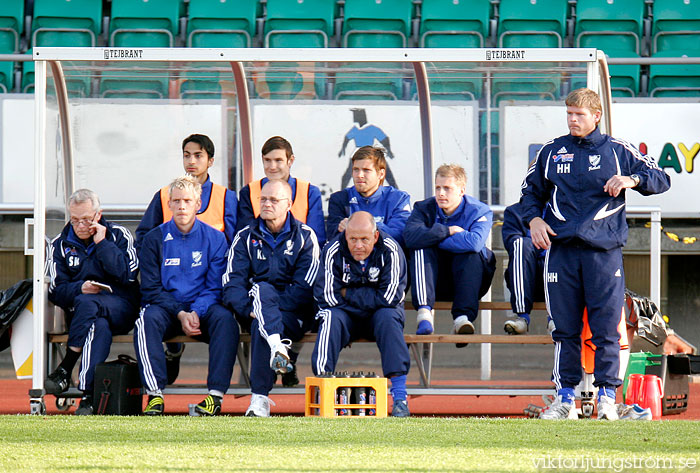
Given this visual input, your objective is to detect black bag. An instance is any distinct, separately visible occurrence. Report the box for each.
[94,355,143,415]
[0,279,32,334]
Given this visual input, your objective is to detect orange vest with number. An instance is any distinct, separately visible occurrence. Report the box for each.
[249,178,310,223]
[160,183,227,232]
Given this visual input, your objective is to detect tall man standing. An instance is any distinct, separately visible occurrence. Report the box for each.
[326,146,411,246]
[47,189,140,415]
[223,179,320,417]
[135,175,238,416]
[312,212,411,417]
[403,164,496,338]
[522,88,671,420]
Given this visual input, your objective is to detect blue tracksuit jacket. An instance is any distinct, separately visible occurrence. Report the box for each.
[135,176,238,247]
[403,195,492,256]
[315,230,406,316]
[236,176,326,246]
[326,185,411,245]
[49,218,140,307]
[222,213,320,319]
[139,219,228,318]
[520,127,671,250]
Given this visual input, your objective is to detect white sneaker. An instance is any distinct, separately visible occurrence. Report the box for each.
[597,395,619,420]
[416,308,434,335]
[617,403,652,421]
[245,394,275,417]
[504,315,528,334]
[539,395,574,420]
[452,315,475,334]
[269,338,292,374]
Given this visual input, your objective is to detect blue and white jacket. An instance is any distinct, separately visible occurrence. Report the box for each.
[315,230,406,316]
[520,127,671,251]
[48,218,139,309]
[403,195,493,256]
[139,219,228,318]
[326,185,411,246]
[222,213,320,318]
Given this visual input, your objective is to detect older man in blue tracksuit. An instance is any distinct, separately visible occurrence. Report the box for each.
[326,146,411,246]
[46,189,139,415]
[222,179,320,417]
[523,88,671,420]
[312,211,411,417]
[135,175,238,416]
[403,164,496,339]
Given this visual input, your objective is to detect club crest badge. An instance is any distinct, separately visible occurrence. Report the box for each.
[588,154,601,171]
[191,251,202,267]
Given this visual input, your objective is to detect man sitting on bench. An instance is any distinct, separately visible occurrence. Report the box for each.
[46,189,140,415]
[312,212,411,417]
[222,179,320,417]
[403,164,496,340]
[134,175,238,416]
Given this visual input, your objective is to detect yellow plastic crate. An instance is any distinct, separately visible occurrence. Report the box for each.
[305,376,387,418]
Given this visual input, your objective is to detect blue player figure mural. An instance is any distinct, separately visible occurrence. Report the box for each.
[338,108,398,189]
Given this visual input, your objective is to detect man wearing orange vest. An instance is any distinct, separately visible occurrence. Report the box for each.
[236,136,326,247]
[135,134,237,385]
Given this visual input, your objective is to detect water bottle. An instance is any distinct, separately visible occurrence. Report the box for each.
[337,386,350,416]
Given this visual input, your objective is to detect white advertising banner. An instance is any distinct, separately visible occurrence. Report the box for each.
[0,97,228,207]
[501,102,700,217]
[251,102,479,209]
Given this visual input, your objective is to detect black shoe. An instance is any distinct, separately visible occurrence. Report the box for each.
[45,367,70,395]
[193,395,222,416]
[165,345,185,385]
[280,365,299,387]
[143,395,164,416]
[75,395,94,416]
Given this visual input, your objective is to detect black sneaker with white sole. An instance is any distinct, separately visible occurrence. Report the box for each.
[45,367,70,395]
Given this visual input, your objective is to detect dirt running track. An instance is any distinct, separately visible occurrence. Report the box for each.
[2,379,699,418]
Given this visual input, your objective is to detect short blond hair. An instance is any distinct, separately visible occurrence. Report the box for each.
[168,174,202,199]
[565,88,602,115]
[435,164,467,189]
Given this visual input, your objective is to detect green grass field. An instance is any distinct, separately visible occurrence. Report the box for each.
[2,416,699,473]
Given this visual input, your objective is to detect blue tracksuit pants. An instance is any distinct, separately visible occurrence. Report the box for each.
[410,248,496,320]
[545,244,624,390]
[248,282,313,396]
[312,306,410,378]
[504,235,545,315]
[67,293,137,392]
[134,303,239,393]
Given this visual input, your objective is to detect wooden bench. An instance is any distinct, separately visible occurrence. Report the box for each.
[47,300,553,395]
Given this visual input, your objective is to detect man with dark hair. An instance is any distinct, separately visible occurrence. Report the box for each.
[135,133,238,384]
[403,164,496,338]
[523,88,671,420]
[236,136,326,247]
[223,179,319,417]
[46,189,139,415]
[135,175,238,416]
[312,211,411,417]
[326,146,411,245]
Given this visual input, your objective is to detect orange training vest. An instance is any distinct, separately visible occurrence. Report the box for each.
[160,183,227,232]
[250,178,310,223]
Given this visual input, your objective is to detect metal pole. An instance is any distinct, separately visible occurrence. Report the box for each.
[412,61,434,199]
[650,209,662,306]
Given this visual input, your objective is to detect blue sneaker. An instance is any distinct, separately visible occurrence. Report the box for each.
[391,399,410,417]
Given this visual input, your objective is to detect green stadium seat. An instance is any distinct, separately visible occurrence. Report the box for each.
[32,0,102,47]
[652,0,700,54]
[0,61,13,92]
[0,0,23,53]
[99,69,169,99]
[21,52,33,93]
[491,71,561,105]
[498,0,568,48]
[419,0,490,48]
[264,0,335,48]
[342,0,413,48]
[110,0,183,47]
[649,51,700,98]
[22,53,92,97]
[409,63,483,100]
[179,67,224,99]
[574,0,645,55]
[252,63,326,99]
[186,0,257,48]
[334,63,404,100]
